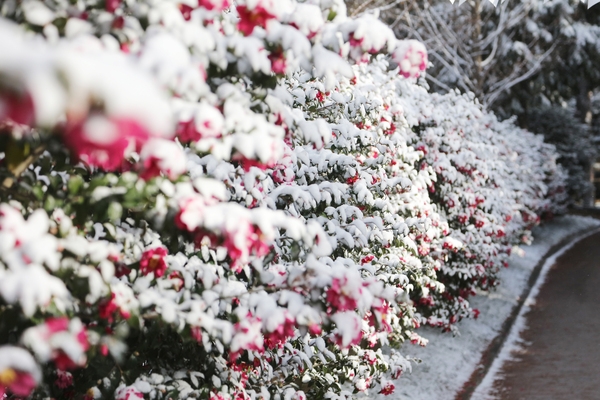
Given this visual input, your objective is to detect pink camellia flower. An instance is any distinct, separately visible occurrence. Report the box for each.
[176,120,197,143]
[224,221,270,271]
[139,247,169,277]
[52,330,89,370]
[65,115,150,171]
[361,255,375,265]
[115,385,144,400]
[54,370,73,389]
[175,195,207,232]
[98,291,133,322]
[233,155,276,172]
[326,277,359,312]
[99,294,120,321]
[308,323,322,336]
[179,3,194,20]
[236,5,276,36]
[0,88,35,126]
[20,319,89,371]
[210,392,232,400]
[199,0,230,11]
[0,369,38,398]
[176,103,224,143]
[268,49,287,75]
[191,326,203,343]
[105,0,121,12]
[363,350,378,365]
[379,382,395,396]
[230,314,264,356]
[370,299,392,333]
[392,39,428,79]
[0,347,40,398]
[331,311,363,348]
[264,314,296,349]
[168,271,185,292]
[45,317,70,334]
[138,139,186,181]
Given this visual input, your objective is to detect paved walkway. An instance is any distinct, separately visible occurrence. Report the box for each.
[490,231,600,399]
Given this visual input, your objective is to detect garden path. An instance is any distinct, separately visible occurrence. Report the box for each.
[489,230,600,399]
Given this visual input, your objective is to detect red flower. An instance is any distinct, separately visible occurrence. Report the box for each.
[316,91,326,102]
[105,0,121,12]
[326,278,358,312]
[54,370,73,389]
[175,195,206,232]
[116,386,144,400]
[361,255,375,265]
[46,317,70,334]
[308,323,322,336]
[65,115,150,171]
[139,247,169,277]
[98,293,130,322]
[268,49,287,75]
[236,5,275,36]
[198,0,230,11]
[53,353,79,371]
[392,40,428,79]
[0,89,35,126]
[379,382,395,396]
[112,15,125,29]
[236,156,274,172]
[191,327,203,343]
[114,262,132,278]
[138,139,186,181]
[0,370,37,398]
[176,104,224,143]
[179,3,194,20]
[168,271,185,292]
[346,174,359,185]
[349,33,363,48]
[45,320,89,370]
[223,222,270,271]
[264,315,296,349]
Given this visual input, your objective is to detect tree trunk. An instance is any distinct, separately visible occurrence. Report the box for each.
[472,0,483,96]
[576,76,595,207]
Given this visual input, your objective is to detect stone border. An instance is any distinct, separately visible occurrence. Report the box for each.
[454,220,600,400]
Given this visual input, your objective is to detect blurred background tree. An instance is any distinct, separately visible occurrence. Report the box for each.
[345,0,600,205]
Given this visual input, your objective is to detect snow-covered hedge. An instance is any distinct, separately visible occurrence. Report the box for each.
[525,106,595,206]
[0,1,565,399]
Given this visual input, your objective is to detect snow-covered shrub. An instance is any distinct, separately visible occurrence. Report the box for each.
[525,106,596,206]
[0,1,433,398]
[0,0,565,399]
[397,87,568,328]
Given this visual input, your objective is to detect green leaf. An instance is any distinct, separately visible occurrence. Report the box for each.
[68,175,85,195]
[107,202,123,221]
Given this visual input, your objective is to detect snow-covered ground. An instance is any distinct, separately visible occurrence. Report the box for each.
[385,215,600,400]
